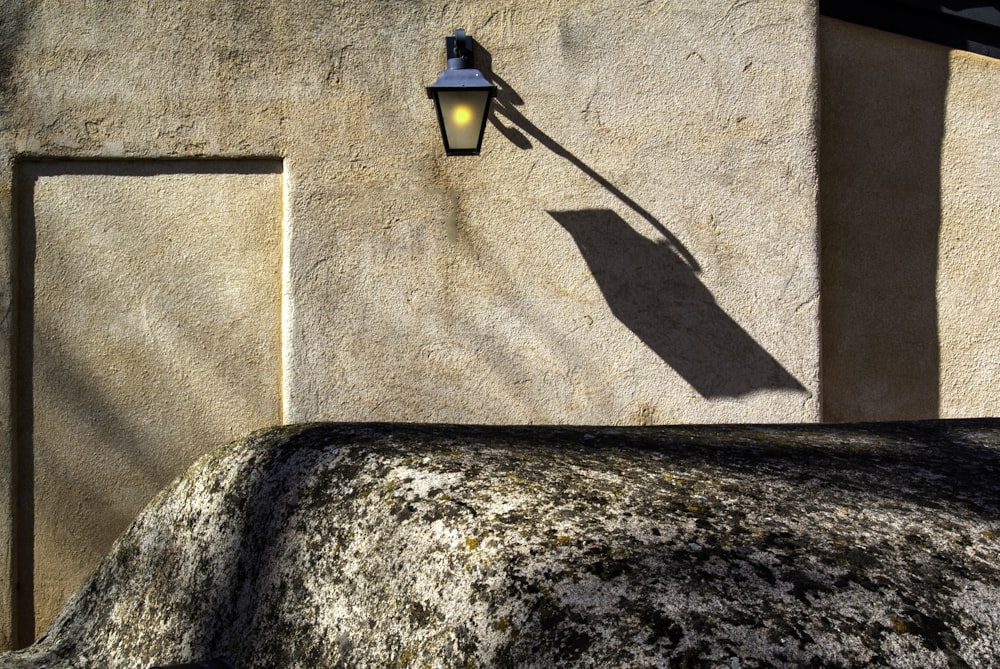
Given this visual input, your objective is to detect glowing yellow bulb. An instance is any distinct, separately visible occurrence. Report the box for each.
[452,105,473,126]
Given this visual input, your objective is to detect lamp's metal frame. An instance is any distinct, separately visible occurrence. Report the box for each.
[427,30,496,156]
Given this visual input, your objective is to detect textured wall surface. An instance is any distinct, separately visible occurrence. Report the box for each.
[278,1,820,425]
[936,49,1000,417]
[1,0,820,425]
[0,0,821,649]
[820,18,1000,421]
[3,421,999,668]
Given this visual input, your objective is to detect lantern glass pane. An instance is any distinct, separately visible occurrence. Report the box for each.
[437,89,491,151]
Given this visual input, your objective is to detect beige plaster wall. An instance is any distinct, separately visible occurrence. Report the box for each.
[937,52,1000,418]
[0,0,821,648]
[820,18,1000,421]
[279,2,819,425]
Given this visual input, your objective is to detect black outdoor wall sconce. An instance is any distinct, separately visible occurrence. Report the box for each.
[427,29,496,155]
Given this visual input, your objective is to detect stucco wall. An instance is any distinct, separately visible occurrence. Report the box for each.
[276,2,819,426]
[0,0,820,648]
[937,50,1000,418]
[820,18,1000,421]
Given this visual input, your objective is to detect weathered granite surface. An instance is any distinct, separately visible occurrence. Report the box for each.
[4,420,999,668]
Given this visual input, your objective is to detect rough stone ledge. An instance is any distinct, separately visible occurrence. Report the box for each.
[4,419,1000,668]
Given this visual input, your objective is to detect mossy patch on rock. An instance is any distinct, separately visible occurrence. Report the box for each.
[4,420,1000,668]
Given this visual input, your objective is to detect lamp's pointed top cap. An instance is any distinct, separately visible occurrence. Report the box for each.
[428,66,494,90]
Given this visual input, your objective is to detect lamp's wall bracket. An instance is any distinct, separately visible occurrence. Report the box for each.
[445,29,474,69]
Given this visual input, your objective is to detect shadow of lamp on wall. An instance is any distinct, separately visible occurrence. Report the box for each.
[549,210,804,397]
[423,33,802,397]
[467,44,802,398]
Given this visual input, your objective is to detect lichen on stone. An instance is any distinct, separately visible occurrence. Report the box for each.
[4,420,1000,668]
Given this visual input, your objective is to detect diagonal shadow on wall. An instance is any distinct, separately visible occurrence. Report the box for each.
[473,44,803,397]
[550,210,803,397]
[475,44,701,273]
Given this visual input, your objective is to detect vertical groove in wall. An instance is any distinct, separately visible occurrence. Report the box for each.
[10,164,34,649]
[0,160,14,651]
[810,0,825,422]
[280,161,291,424]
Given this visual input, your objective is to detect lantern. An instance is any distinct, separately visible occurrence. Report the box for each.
[427,29,496,156]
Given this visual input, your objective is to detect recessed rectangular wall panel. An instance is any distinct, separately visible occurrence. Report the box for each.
[16,160,282,641]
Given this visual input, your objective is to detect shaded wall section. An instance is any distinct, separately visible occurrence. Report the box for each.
[13,161,283,643]
[821,17,1000,421]
[820,18,946,421]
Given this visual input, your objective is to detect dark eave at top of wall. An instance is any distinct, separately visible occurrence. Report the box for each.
[820,0,1000,59]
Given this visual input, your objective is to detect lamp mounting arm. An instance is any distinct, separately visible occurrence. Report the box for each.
[445,29,474,69]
